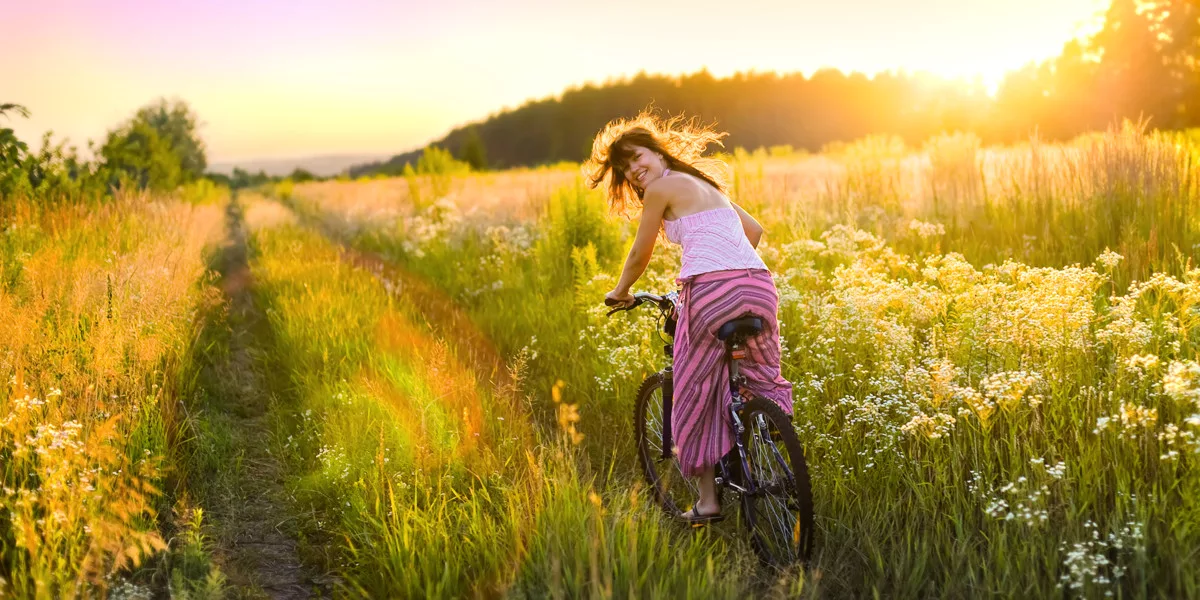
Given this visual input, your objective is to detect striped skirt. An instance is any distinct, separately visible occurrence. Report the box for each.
[672,268,793,477]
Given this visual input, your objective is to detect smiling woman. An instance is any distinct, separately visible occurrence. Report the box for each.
[584,109,793,527]
[585,111,730,219]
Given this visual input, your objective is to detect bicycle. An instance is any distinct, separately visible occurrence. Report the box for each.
[605,292,815,566]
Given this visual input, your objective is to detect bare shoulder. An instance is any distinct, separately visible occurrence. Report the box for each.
[645,172,698,199]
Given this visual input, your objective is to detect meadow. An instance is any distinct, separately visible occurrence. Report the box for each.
[3,122,1200,598]
[0,186,227,597]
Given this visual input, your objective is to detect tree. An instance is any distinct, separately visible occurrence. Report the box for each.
[289,168,315,183]
[1085,0,1200,127]
[205,171,232,188]
[1,104,32,198]
[98,98,207,192]
[99,119,182,192]
[458,126,488,171]
[230,167,272,190]
[0,103,30,166]
[344,2,1200,176]
[134,98,207,180]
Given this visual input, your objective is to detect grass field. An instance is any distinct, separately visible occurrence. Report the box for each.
[0,188,226,597]
[3,123,1199,597]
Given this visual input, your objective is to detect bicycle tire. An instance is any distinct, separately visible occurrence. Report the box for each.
[737,395,815,565]
[634,373,699,517]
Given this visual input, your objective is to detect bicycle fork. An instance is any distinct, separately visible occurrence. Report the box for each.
[660,366,674,462]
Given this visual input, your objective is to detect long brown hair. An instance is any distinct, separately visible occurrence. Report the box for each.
[584,109,729,218]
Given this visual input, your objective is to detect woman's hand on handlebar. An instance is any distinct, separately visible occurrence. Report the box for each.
[604,287,636,308]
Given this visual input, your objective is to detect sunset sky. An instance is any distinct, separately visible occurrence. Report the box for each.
[5,0,1107,164]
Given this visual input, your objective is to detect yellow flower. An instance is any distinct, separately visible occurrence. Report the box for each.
[929,359,958,408]
[557,401,585,445]
[981,371,1040,412]
[1118,402,1157,429]
[955,385,995,425]
[1163,360,1200,405]
[900,413,956,439]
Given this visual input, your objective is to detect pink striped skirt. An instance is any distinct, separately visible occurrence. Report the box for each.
[672,268,794,477]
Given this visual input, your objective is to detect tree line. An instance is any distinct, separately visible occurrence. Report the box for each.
[0,99,216,206]
[351,0,1200,175]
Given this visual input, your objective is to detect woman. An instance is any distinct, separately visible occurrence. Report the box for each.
[585,111,793,523]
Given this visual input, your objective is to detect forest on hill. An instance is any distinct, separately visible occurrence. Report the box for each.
[352,0,1200,175]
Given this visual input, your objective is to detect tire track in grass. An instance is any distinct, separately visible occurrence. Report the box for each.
[256,198,545,595]
[283,201,535,449]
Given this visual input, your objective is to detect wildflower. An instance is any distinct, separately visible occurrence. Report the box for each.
[1123,354,1161,379]
[557,400,584,445]
[1046,461,1067,479]
[955,385,995,425]
[1057,518,1143,594]
[1163,360,1200,405]
[928,359,957,407]
[908,218,946,239]
[900,412,955,439]
[1118,402,1157,431]
[980,371,1041,412]
[1096,248,1124,270]
[1126,354,1160,371]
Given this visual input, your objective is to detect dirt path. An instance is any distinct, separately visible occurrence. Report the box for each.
[201,196,331,598]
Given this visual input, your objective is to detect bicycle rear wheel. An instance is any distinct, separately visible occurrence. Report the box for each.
[634,373,698,517]
[738,396,814,565]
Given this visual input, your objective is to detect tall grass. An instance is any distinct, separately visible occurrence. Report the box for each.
[0,190,225,597]
[243,204,757,597]
[280,125,1200,597]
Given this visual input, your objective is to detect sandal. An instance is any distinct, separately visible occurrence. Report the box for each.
[680,505,724,525]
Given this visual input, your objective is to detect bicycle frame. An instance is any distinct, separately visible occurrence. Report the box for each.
[654,333,762,499]
[610,292,789,501]
[614,291,812,564]
[715,341,758,497]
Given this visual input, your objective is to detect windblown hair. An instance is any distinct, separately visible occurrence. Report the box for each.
[584,109,730,218]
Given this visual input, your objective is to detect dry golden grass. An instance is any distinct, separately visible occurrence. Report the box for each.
[0,193,224,597]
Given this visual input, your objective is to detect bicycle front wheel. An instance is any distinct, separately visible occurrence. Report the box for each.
[634,373,698,517]
[738,396,814,565]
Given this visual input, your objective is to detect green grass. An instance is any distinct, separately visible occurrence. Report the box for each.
[243,216,759,597]
[278,126,1200,597]
[5,123,1199,597]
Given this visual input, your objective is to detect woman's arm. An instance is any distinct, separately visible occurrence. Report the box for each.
[608,186,670,303]
[731,201,764,248]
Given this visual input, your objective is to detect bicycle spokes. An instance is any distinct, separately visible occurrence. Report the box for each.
[638,377,699,513]
[744,409,803,563]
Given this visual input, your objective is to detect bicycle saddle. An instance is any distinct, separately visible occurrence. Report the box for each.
[716,316,764,341]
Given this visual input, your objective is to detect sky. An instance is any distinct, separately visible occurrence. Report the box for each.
[4,0,1108,164]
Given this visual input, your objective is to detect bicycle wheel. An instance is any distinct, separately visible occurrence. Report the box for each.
[634,373,699,517]
[738,396,814,565]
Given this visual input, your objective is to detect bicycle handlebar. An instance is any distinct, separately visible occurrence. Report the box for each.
[604,292,675,317]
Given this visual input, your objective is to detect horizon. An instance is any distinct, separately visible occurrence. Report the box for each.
[6,0,1107,165]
